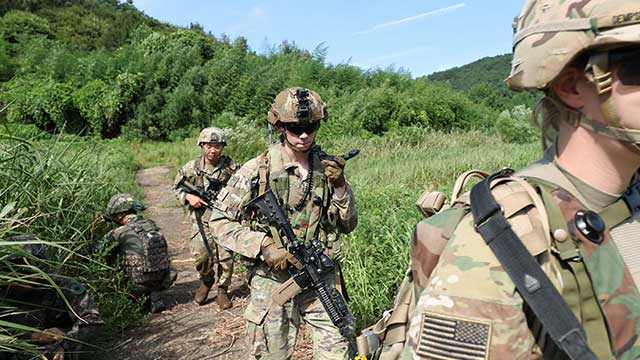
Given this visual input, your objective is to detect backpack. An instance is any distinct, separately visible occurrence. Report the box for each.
[122,219,171,285]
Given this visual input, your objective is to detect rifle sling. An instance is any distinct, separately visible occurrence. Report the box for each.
[470,170,598,360]
[194,208,216,260]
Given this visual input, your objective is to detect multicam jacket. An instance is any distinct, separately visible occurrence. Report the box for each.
[174,155,239,248]
[209,143,358,267]
[402,148,640,360]
[2,276,103,359]
[101,215,171,286]
[174,155,239,212]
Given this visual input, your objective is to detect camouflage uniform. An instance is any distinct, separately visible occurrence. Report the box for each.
[174,128,240,306]
[101,214,174,299]
[1,239,103,360]
[210,88,358,360]
[395,1,640,359]
[1,276,103,360]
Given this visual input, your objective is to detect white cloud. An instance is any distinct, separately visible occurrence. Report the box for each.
[355,3,466,35]
[371,47,431,62]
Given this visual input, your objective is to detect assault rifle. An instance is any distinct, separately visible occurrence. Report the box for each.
[175,176,225,208]
[246,188,356,339]
[174,176,217,258]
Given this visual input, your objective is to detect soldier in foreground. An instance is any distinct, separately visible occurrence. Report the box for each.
[1,236,103,360]
[210,87,358,359]
[377,1,640,359]
[101,193,176,313]
[174,127,239,309]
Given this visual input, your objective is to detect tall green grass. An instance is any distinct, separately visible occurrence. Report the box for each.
[333,128,538,326]
[0,129,145,355]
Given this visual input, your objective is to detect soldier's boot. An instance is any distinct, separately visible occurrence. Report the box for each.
[194,281,212,306]
[149,291,166,313]
[216,287,232,310]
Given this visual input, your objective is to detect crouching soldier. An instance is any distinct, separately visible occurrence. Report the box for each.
[174,127,240,309]
[1,236,103,360]
[101,193,176,313]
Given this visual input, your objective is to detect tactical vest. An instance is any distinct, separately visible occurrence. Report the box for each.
[356,170,640,360]
[256,146,335,251]
[521,176,640,359]
[122,219,171,285]
[193,155,235,195]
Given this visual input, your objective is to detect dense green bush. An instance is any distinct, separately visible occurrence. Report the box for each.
[0,1,510,141]
[495,105,538,143]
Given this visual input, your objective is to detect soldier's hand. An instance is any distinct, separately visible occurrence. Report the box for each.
[185,193,207,208]
[31,327,65,344]
[321,157,346,188]
[52,346,64,360]
[260,237,301,271]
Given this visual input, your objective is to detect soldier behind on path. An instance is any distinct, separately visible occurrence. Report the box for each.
[1,236,103,360]
[370,1,640,359]
[173,127,240,309]
[209,87,358,359]
[100,193,176,313]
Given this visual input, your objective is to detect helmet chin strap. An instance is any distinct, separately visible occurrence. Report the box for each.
[579,52,640,154]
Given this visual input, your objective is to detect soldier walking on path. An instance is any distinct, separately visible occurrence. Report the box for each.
[209,87,358,359]
[101,193,176,313]
[371,1,640,359]
[174,127,240,309]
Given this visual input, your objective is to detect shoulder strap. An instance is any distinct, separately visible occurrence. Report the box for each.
[470,169,597,360]
[258,151,269,196]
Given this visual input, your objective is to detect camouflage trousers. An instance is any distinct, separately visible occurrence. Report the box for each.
[191,226,234,288]
[245,274,349,360]
[129,267,177,299]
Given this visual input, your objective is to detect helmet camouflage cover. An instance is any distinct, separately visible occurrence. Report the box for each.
[507,0,640,90]
[197,127,227,146]
[267,87,328,126]
[105,193,145,219]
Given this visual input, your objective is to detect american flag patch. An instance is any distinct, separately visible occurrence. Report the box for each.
[416,312,491,360]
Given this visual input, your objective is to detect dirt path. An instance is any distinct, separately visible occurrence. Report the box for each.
[107,166,312,359]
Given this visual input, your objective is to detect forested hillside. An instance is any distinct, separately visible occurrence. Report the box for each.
[428,54,540,111]
[0,0,536,142]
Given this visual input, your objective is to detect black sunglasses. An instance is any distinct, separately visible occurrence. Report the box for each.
[609,48,640,86]
[284,122,320,135]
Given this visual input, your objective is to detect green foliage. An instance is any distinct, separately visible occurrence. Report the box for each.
[0,0,508,141]
[428,54,540,111]
[495,105,538,144]
[0,10,52,43]
[0,132,145,351]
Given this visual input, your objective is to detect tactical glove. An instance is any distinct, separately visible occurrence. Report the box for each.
[31,327,65,344]
[321,157,346,188]
[261,237,300,271]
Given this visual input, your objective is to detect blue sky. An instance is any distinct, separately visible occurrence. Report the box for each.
[130,0,523,77]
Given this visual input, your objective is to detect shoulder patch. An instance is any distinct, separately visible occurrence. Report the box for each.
[417,312,491,360]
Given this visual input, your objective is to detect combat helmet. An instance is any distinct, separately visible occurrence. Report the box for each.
[507,0,640,149]
[197,127,227,146]
[105,193,145,221]
[267,87,328,126]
